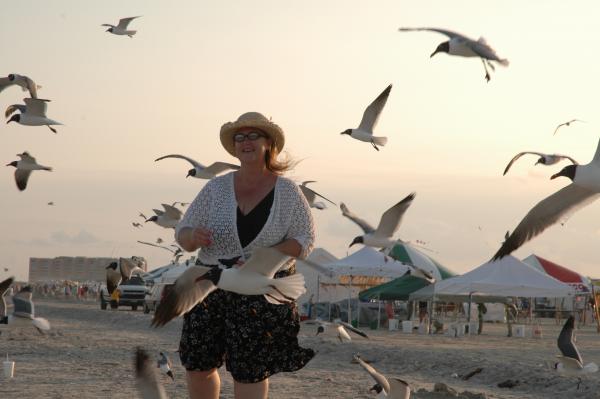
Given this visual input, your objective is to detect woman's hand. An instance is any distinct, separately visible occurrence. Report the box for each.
[177,227,212,252]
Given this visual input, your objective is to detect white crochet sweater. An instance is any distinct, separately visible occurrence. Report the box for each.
[175,172,315,269]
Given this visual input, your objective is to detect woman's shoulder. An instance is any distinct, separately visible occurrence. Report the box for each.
[203,172,234,191]
[276,175,299,190]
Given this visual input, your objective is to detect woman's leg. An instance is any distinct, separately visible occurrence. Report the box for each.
[234,378,268,399]
[187,368,220,399]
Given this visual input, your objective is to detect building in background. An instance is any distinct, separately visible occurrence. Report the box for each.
[28,256,147,282]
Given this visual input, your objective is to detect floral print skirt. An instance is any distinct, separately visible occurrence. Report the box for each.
[178,268,315,383]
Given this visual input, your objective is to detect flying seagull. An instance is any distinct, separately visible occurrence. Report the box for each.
[137,241,182,257]
[503,152,578,175]
[0,74,40,98]
[47,201,54,206]
[354,355,411,399]
[304,319,368,343]
[554,316,598,387]
[6,152,52,191]
[341,84,392,151]
[102,16,141,38]
[106,257,146,294]
[6,98,62,133]
[399,27,509,82]
[152,247,306,327]
[341,192,416,249]
[157,352,174,381]
[135,348,168,399]
[493,138,600,260]
[299,181,336,210]
[132,222,143,228]
[554,119,586,136]
[8,286,51,333]
[155,154,239,179]
[145,204,182,229]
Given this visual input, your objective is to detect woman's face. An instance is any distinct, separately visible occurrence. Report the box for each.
[233,127,272,164]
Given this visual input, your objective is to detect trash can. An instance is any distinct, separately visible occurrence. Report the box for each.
[402,320,412,333]
[388,319,399,331]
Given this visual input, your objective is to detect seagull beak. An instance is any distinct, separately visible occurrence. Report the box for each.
[430,49,439,58]
[550,172,560,180]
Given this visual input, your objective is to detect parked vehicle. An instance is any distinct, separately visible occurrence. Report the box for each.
[100,275,148,311]
[143,283,174,314]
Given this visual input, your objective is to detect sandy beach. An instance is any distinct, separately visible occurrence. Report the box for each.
[0,299,599,398]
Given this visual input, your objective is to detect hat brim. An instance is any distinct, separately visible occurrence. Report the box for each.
[220,118,285,157]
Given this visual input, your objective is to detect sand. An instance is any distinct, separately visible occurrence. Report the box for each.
[1,299,599,398]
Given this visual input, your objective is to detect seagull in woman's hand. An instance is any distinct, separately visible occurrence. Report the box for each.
[503,152,578,175]
[493,139,600,260]
[152,247,306,327]
[102,16,141,38]
[399,27,509,82]
[299,181,336,210]
[554,119,586,135]
[6,152,52,191]
[341,192,416,249]
[6,98,62,133]
[341,84,391,151]
[135,348,168,399]
[0,74,40,98]
[354,355,411,398]
[155,154,239,179]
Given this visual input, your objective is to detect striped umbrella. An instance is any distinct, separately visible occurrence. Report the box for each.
[522,254,591,293]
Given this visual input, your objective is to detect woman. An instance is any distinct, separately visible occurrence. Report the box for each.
[175,112,315,399]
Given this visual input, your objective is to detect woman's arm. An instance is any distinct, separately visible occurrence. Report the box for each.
[175,182,213,252]
[272,238,302,258]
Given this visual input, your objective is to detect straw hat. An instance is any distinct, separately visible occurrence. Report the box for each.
[220,112,285,157]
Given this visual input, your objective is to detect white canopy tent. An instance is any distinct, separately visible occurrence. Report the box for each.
[318,246,411,278]
[410,255,572,302]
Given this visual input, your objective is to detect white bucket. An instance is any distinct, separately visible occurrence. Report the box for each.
[401,320,413,333]
[514,325,525,338]
[3,360,14,379]
[388,319,399,331]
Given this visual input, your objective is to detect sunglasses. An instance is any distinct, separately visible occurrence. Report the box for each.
[233,131,267,143]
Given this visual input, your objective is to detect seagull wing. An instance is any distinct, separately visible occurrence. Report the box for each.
[557,317,583,364]
[151,266,216,327]
[465,38,505,62]
[14,168,32,190]
[557,356,584,370]
[492,184,600,260]
[5,104,26,118]
[337,320,369,338]
[161,204,182,219]
[0,77,14,93]
[135,348,168,399]
[398,27,469,40]
[554,154,579,165]
[591,138,600,165]
[389,379,411,399]
[0,277,14,317]
[117,16,141,30]
[106,263,122,294]
[375,193,416,237]
[21,76,38,98]
[24,98,49,117]
[503,152,545,175]
[239,247,291,278]
[358,84,392,133]
[204,162,240,175]
[17,151,36,163]
[354,355,391,395]
[300,184,336,206]
[340,203,375,234]
[120,257,145,280]
[101,24,116,28]
[154,154,203,169]
[553,123,567,135]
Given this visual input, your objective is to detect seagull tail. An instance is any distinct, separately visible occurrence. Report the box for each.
[372,136,388,146]
[266,273,306,303]
[32,317,51,331]
[498,58,510,67]
[584,363,599,373]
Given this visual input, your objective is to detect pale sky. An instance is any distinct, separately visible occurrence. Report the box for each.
[2,1,600,281]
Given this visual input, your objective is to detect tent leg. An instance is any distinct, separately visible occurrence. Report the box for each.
[377,295,381,330]
[467,293,473,334]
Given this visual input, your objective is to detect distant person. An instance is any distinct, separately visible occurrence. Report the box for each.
[505,300,518,337]
[477,303,487,335]
[418,301,428,323]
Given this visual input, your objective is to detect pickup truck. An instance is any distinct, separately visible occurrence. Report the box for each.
[100,275,149,311]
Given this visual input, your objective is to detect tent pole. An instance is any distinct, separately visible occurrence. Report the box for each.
[377,294,381,330]
[467,293,473,325]
[592,285,600,333]
[347,277,352,324]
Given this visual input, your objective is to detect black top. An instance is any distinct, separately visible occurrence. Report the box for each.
[237,188,275,248]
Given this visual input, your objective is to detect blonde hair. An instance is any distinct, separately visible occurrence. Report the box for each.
[265,142,295,174]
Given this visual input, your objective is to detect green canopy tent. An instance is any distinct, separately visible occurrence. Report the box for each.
[359,242,457,301]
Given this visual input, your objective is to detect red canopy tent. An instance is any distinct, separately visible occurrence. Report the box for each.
[522,254,591,293]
